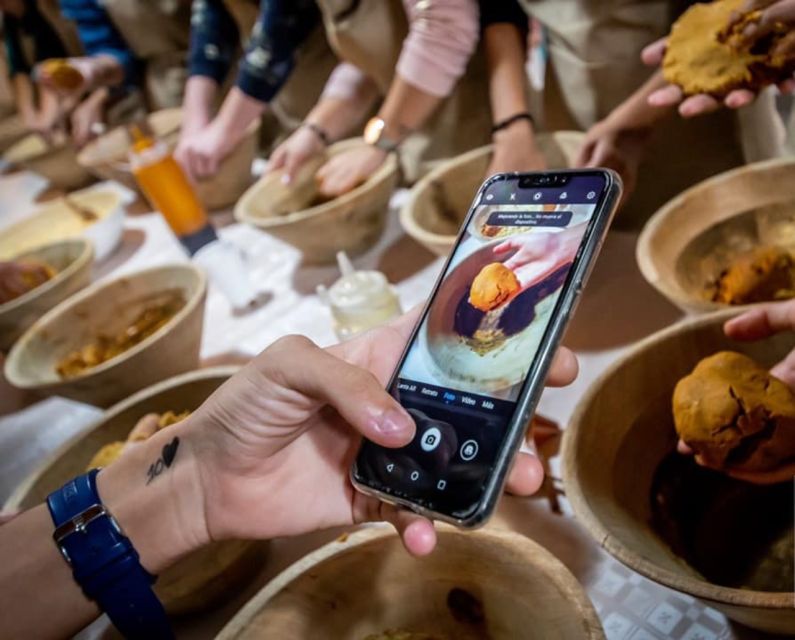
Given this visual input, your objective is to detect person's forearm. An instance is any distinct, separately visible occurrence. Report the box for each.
[187,0,238,86]
[0,420,206,639]
[212,87,267,139]
[485,23,533,123]
[12,74,37,126]
[307,94,376,142]
[315,63,379,140]
[97,419,207,571]
[607,70,671,129]
[182,75,220,133]
[1,504,99,639]
[377,77,443,141]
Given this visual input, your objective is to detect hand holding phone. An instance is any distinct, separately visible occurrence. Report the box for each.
[352,169,622,527]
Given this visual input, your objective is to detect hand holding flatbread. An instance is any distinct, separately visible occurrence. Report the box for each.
[644,0,795,117]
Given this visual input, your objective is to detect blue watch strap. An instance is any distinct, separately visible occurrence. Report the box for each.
[47,471,174,639]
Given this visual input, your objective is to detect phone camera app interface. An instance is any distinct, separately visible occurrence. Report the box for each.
[357,174,606,517]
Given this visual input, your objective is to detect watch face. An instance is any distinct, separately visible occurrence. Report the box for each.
[364,117,385,145]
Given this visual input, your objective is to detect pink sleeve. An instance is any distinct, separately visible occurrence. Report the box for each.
[397,0,480,98]
[321,62,378,101]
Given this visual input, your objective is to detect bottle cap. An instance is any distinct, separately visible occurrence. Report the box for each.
[322,252,391,310]
[193,240,260,312]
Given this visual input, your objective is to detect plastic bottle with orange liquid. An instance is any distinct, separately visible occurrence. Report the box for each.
[128,124,218,254]
[128,123,259,310]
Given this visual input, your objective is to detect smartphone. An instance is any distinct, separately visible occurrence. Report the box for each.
[351,169,622,527]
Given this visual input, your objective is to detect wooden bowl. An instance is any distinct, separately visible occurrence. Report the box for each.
[77,107,260,210]
[216,525,604,640]
[562,309,795,634]
[637,157,795,314]
[0,187,124,262]
[0,238,93,351]
[400,132,584,257]
[4,133,94,190]
[4,264,207,407]
[235,138,400,264]
[0,112,26,152]
[4,367,269,615]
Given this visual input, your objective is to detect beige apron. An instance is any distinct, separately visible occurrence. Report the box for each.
[316,0,492,182]
[519,0,784,229]
[221,0,260,39]
[100,0,191,109]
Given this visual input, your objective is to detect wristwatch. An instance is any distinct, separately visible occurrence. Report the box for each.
[48,470,174,639]
[363,116,400,152]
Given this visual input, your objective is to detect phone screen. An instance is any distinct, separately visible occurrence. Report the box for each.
[354,171,611,520]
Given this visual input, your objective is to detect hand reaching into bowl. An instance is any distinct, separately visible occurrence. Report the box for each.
[724,300,795,387]
[493,224,585,291]
[677,299,795,484]
[643,0,795,117]
[486,119,547,177]
[575,117,648,204]
[266,124,327,186]
[315,145,388,199]
[174,120,234,181]
[175,86,263,181]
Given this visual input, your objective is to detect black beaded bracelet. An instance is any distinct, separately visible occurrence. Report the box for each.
[491,112,534,135]
[304,121,330,146]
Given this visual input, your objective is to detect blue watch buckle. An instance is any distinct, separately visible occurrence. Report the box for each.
[52,503,123,565]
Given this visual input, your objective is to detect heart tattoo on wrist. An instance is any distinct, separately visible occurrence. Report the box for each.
[146,437,180,485]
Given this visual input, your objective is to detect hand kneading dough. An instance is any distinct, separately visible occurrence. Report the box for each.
[663,0,795,97]
[673,351,795,472]
[469,263,520,312]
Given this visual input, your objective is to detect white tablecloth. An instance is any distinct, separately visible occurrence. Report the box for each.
[0,171,781,639]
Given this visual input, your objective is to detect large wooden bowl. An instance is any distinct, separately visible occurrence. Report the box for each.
[235,138,400,264]
[216,525,604,640]
[637,157,795,314]
[0,238,93,351]
[400,132,584,257]
[0,188,124,262]
[4,133,94,190]
[562,309,795,634]
[77,108,260,210]
[4,367,269,616]
[4,264,207,407]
